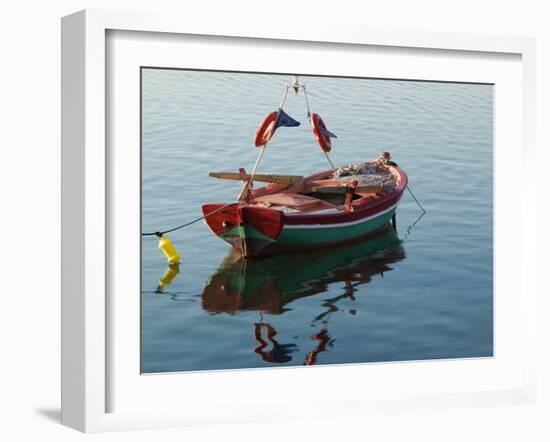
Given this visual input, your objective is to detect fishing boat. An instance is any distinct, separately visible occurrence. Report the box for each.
[202,77,408,258]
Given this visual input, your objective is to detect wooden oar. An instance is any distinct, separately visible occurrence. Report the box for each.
[209,172,303,185]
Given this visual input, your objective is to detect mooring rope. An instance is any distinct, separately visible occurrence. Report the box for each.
[144,184,425,237]
[406,185,426,214]
[141,202,235,237]
[402,210,426,241]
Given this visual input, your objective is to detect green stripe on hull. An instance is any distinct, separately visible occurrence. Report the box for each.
[220,225,273,241]
[219,208,395,247]
[278,209,395,245]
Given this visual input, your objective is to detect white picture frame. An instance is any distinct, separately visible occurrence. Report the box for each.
[61,9,537,433]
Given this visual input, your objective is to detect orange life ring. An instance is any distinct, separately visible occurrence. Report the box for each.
[310,113,332,152]
[254,111,278,147]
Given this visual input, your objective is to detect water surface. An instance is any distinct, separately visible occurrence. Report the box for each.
[141,69,493,373]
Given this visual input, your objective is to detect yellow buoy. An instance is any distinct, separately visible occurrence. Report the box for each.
[157,233,180,264]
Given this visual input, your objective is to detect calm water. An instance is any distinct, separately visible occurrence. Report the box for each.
[141,69,493,373]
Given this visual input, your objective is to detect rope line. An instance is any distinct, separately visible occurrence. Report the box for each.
[323,151,336,170]
[402,210,426,241]
[238,85,290,201]
[302,83,311,116]
[406,185,426,214]
[142,202,235,237]
[301,81,334,170]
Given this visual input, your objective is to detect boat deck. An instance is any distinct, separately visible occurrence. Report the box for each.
[246,161,401,214]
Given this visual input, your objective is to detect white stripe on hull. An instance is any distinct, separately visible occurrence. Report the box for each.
[283,203,398,230]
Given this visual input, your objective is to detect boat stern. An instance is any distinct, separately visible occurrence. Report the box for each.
[202,203,284,257]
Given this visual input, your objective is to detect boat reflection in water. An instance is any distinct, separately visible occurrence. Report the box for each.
[201,225,406,366]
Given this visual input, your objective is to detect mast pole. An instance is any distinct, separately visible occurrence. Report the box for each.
[238,84,290,201]
[323,151,336,170]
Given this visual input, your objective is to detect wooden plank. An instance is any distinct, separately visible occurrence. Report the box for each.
[312,185,386,194]
[209,172,303,185]
[251,193,323,210]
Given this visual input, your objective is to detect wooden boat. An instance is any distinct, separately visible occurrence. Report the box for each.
[202,77,408,258]
[203,158,407,257]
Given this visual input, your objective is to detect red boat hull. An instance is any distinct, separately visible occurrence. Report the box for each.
[202,165,408,257]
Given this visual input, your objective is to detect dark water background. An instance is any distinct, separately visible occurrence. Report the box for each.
[141,69,493,373]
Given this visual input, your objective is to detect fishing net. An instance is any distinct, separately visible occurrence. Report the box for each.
[330,162,397,188]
